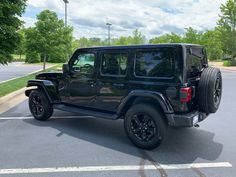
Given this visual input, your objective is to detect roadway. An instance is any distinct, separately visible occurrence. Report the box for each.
[0,62,43,83]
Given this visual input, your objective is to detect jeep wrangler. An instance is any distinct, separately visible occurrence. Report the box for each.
[25,44,222,150]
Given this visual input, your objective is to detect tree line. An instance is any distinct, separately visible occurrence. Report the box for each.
[73,28,223,61]
[1,0,236,64]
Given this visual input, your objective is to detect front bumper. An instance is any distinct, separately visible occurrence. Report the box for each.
[166,111,209,127]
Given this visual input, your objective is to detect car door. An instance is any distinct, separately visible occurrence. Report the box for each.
[63,50,98,108]
[95,50,130,112]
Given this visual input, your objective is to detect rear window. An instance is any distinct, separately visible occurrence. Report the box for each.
[187,47,206,78]
[101,52,128,76]
[134,48,175,78]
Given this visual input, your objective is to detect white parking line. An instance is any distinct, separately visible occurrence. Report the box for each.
[0,162,232,174]
[0,116,94,120]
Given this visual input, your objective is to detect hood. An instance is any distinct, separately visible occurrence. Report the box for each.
[35,72,63,80]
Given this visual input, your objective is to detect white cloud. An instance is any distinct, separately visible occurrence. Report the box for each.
[20,17,36,28]
[23,0,228,39]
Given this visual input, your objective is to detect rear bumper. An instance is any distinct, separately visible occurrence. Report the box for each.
[166,111,209,127]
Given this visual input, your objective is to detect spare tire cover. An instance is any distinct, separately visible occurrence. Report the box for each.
[197,67,222,113]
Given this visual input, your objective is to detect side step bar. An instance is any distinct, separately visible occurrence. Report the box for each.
[53,104,119,120]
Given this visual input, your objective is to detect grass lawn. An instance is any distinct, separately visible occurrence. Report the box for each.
[0,64,63,97]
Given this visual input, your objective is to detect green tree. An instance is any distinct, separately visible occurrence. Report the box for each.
[77,37,90,48]
[183,27,202,44]
[149,33,182,44]
[89,37,104,46]
[14,29,26,60]
[129,29,145,44]
[0,0,26,64]
[167,33,183,43]
[217,0,236,59]
[149,35,169,44]
[25,51,40,63]
[113,36,129,45]
[201,29,223,60]
[25,10,73,63]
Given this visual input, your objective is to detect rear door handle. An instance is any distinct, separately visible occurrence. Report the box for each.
[113,83,125,87]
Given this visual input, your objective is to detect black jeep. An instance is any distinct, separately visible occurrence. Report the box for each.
[25,44,222,150]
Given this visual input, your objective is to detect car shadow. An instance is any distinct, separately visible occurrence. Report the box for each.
[23,115,223,166]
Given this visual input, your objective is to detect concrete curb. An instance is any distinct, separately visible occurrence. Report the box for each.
[0,87,28,114]
[212,66,236,72]
[0,87,26,106]
[209,62,236,72]
[219,67,236,72]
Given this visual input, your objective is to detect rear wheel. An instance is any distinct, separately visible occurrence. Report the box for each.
[124,104,167,150]
[197,67,222,113]
[29,90,53,121]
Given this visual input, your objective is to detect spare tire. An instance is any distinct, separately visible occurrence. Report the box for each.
[197,67,222,113]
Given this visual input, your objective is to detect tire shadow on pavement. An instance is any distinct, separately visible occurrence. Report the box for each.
[23,117,223,166]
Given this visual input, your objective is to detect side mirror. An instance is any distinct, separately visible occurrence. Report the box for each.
[62,64,70,75]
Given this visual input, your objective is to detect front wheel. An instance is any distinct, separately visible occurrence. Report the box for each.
[29,90,53,121]
[124,104,167,150]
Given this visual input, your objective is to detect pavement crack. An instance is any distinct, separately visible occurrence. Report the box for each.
[139,157,147,177]
[56,132,64,137]
[192,168,207,177]
[139,150,168,177]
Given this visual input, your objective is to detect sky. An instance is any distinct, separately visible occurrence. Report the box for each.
[21,0,228,39]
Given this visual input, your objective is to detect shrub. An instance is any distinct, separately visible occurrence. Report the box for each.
[25,51,40,63]
[48,50,67,63]
[223,60,236,67]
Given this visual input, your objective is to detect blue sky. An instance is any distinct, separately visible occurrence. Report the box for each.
[22,0,227,39]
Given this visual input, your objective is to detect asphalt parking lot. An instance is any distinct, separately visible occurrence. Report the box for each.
[0,62,43,83]
[0,70,235,177]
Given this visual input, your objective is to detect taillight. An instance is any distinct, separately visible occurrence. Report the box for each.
[180,87,192,103]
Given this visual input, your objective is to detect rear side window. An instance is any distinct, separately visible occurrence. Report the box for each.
[101,52,128,76]
[134,48,174,78]
[187,47,206,78]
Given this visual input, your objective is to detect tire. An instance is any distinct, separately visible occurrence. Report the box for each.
[124,104,167,150]
[197,67,222,113]
[29,90,53,121]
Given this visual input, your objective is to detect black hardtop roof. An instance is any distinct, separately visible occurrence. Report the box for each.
[76,43,203,51]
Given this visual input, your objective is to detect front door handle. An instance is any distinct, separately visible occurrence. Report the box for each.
[87,81,95,88]
[113,83,125,87]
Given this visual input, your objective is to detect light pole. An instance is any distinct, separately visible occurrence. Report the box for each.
[106,23,112,45]
[63,0,69,27]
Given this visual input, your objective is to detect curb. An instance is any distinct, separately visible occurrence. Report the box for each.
[0,87,27,106]
[209,63,236,72]
[219,68,236,72]
[213,67,236,72]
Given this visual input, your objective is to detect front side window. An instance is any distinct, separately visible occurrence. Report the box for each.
[135,48,174,78]
[72,53,95,75]
[101,52,128,76]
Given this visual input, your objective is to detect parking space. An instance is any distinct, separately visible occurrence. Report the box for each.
[0,70,235,177]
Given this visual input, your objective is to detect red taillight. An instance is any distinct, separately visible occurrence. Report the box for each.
[180,87,192,103]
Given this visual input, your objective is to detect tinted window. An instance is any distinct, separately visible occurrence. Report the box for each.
[101,52,128,76]
[135,48,174,78]
[187,47,205,78]
[72,53,95,74]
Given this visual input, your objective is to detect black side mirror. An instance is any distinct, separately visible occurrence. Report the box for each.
[62,64,70,75]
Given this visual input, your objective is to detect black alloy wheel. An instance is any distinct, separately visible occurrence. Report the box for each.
[213,76,222,107]
[31,95,44,117]
[124,104,167,150]
[130,113,157,142]
[29,90,53,121]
